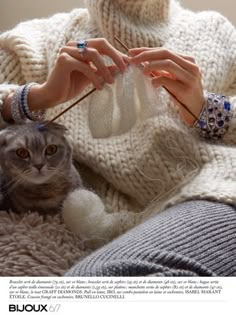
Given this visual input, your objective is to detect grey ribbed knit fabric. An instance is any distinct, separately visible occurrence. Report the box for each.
[66,201,236,276]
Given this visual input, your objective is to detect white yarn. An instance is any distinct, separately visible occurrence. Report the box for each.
[88,65,164,138]
[62,189,120,244]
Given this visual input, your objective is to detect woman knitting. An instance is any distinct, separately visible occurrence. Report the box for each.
[0,0,235,276]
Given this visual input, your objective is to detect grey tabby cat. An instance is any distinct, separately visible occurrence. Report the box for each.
[0,122,82,214]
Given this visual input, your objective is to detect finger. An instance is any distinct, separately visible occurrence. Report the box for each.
[60,45,89,65]
[179,54,202,79]
[131,49,199,75]
[60,46,114,84]
[68,39,129,72]
[143,60,191,84]
[57,53,104,90]
[152,76,196,122]
[128,47,156,57]
[129,47,197,65]
[85,48,115,83]
[95,64,121,79]
[152,75,183,90]
[179,54,196,64]
[152,76,185,104]
[150,70,176,79]
[91,38,130,72]
[106,64,121,76]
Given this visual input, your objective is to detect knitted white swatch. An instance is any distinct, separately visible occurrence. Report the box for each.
[88,65,165,138]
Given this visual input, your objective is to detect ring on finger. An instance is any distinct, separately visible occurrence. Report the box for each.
[77,39,88,60]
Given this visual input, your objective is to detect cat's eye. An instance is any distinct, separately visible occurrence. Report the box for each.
[16,148,30,159]
[45,144,58,156]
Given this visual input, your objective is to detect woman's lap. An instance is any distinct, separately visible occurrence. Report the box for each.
[66,200,236,276]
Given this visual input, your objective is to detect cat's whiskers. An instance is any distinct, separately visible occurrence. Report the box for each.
[7,162,33,178]
[47,167,67,178]
[2,168,46,193]
[2,171,25,189]
[47,159,68,174]
[21,169,34,178]
[2,176,25,195]
[2,181,17,194]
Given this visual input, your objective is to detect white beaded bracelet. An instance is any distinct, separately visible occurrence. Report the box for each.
[20,83,46,121]
[10,86,26,124]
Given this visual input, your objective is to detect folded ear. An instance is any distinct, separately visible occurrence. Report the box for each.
[0,127,15,147]
[36,121,68,136]
[0,129,8,147]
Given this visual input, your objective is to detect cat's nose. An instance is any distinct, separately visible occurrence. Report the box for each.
[34,164,44,171]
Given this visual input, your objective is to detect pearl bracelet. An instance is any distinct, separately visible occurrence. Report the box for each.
[193,91,233,140]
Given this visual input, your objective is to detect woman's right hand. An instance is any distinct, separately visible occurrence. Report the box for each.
[33,38,129,108]
[2,38,129,122]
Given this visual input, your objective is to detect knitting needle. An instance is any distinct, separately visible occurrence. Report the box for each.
[43,61,118,127]
[114,35,199,122]
[43,87,96,127]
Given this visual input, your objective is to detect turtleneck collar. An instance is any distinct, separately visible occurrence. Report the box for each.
[111,0,170,24]
[85,0,180,50]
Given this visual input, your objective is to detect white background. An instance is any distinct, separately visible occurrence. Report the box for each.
[1,277,236,315]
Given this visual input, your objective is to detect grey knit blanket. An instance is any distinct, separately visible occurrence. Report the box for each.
[66,200,236,276]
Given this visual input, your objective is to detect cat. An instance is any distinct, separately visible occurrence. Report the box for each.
[0,121,82,214]
[0,121,134,244]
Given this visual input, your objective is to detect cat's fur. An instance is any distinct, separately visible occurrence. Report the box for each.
[0,122,82,214]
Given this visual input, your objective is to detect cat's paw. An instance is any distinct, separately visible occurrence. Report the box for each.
[62,189,119,242]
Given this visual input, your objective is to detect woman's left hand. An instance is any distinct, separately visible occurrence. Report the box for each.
[129,47,205,126]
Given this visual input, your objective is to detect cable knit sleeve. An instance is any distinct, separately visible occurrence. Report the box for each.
[0,10,80,127]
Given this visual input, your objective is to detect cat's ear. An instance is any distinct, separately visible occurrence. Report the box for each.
[42,122,68,136]
[51,122,68,134]
[0,127,15,147]
[0,129,8,147]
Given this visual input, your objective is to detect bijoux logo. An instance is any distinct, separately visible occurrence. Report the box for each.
[9,304,48,312]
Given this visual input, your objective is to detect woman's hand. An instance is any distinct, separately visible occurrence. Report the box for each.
[35,38,129,108]
[129,47,204,126]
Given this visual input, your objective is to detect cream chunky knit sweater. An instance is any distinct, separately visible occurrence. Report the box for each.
[0,0,236,239]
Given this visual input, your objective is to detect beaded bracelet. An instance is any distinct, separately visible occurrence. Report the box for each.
[10,86,26,124]
[10,83,46,123]
[193,91,233,140]
[20,83,46,121]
